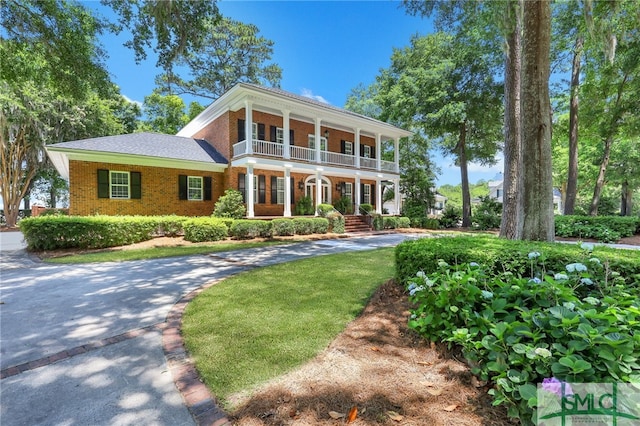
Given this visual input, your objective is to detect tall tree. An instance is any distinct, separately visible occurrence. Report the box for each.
[156,17,282,100]
[138,91,189,134]
[520,0,554,241]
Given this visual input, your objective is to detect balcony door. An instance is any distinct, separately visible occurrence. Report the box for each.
[305,177,331,205]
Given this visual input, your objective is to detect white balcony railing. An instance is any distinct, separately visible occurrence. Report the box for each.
[233,140,398,174]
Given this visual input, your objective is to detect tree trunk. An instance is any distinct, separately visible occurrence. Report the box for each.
[620,180,632,216]
[521,0,554,241]
[500,0,523,240]
[564,35,583,215]
[589,136,613,216]
[458,122,472,228]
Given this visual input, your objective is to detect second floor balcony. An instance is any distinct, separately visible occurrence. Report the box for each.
[233,139,398,173]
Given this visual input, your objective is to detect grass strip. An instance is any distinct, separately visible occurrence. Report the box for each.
[44,240,289,264]
[182,247,395,408]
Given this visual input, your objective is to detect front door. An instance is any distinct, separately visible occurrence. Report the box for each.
[305,178,330,205]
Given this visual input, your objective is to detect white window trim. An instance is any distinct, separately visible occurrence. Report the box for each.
[308,134,328,150]
[276,177,285,204]
[363,145,372,158]
[110,171,130,199]
[252,122,258,140]
[363,184,371,205]
[276,127,284,144]
[254,175,258,205]
[344,182,353,202]
[344,141,353,155]
[188,176,203,201]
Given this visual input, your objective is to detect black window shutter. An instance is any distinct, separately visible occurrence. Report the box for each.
[258,175,266,204]
[178,175,188,200]
[372,183,376,206]
[204,176,212,201]
[340,140,346,154]
[131,172,141,199]
[97,169,109,198]
[371,147,376,159]
[238,173,246,202]
[289,129,295,145]
[361,183,365,204]
[290,177,295,204]
[360,144,365,157]
[270,125,277,142]
[258,123,265,140]
[237,119,245,142]
[270,176,277,203]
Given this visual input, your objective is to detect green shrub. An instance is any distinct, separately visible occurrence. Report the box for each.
[333,196,354,214]
[405,247,640,423]
[326,212,344,233]
[394,235,640,287]
[382,216,398,229]
[20,215,158,250]
[555,215,640,242]
[311,217,329,234]
[372,213,383,231]
[439,205,461,228]
[230,220,272,239]
[397,217,411,228]
[292,218,315,235]
[271,219,295,236]
[212,189,246,219]
[316,203,335,217]
[472,196,502,230]
[183,218,228,242]
[423,218,440,229]
[295,196,314,215]
[359,203,373,215]
[155,215,189,237]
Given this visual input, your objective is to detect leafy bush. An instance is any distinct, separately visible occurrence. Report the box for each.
[472,195,502,230]
[311,217,329,234]
[439,205,461,228]
[404,244,640,423]
[372,213,383,230]
[230,220,272,239]
[212,189,246,219]
[326,211,344,233]
[183,218,228,242]
[333,196,354,214]
[295,196,314,215]
[359,203,373,215]
[423,218,440,229]
[155,215,189,237]
[292,218,315,235]
[397,217,411,228]
[271,219,295,236]
[555,215,640,242]
[20,215,158,250]
[316,203,335,217]
[382,216,398,229]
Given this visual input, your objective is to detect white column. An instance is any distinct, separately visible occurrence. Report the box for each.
[314,169,323,215]
[375,178,383,214]
[394,178,401,215]
[283,110,290,159]
[394,137,400,173]
[284,167,292,217]
[376,133,382,171]
[245,100,253,155]
[315,118,322,163]
[355,175,361,215]
[355,128,361,169]
[246,164,255,218]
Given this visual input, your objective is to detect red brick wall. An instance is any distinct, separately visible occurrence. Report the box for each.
[68,161,224,216]
[191,110,232,160]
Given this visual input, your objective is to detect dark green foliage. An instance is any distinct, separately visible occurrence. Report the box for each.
[295,196,314,215]
[333,196,354,214]
[381,216,411,229]
[183,218,228,242]
[555,215,640,242]
[292,218,315,235]
[230,220,272,239]
[394,235,640,287]
[359,203,373,214]
[271,218,295,236]
[439,205,462,228]
[398,217,411,228]
[156,215,189,237]
[326,212,344,234]
[311,217,330,234]
[423,218,440,229]
[316,203,335,217]
[472,195,502,230]
[213,189,246,219]
[372,213,384,230]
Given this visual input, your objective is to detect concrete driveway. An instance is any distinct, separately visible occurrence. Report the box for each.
[0,233,420,426]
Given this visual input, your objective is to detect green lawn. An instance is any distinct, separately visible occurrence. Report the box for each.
[181,248,395,408]
[44,240,289,263]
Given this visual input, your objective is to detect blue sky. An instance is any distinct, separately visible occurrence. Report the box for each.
[91,0,504,186]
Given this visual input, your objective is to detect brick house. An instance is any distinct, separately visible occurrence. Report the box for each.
[46,83,411,218]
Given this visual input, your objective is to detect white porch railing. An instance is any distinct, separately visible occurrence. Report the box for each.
[233,140,398,173]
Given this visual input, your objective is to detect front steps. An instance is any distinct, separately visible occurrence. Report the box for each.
[344,215,372,233]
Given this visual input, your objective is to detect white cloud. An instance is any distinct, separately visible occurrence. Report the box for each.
[300,88,330,104]
[467,154,504,173]
[122,94,143,107]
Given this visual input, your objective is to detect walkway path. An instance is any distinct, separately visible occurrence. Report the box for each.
[0,233,420,426]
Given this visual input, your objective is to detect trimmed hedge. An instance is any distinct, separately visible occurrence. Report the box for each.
[326,212,344,234]
[230,220,272,239]
[183,218,228,242]
[395,235,640,287]
[382,216,411,229]
[555,215,640,242]
[272,218,295,236]
[292,218,315,235]
[20,215,159,250]
[311,217,329,234]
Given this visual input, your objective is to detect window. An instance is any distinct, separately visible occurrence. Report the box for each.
[344,141,353,155]
[252,122,258,140]
[308,134,327,150]
[344,182,353,202]
[363,184,371,204]
[188,176,203,201]
[110,171,130,199]
[363,145,372,158]
[496,189,502,198]
[276,127,284,144]
[276,177,285,204]
[254,175,258,204]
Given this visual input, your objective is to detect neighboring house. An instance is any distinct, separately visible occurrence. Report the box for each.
[429,192,447,216]
[46,83,412,218]
[487,176,563,214]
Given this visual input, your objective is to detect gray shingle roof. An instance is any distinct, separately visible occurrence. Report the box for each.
[51,132,228,164]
